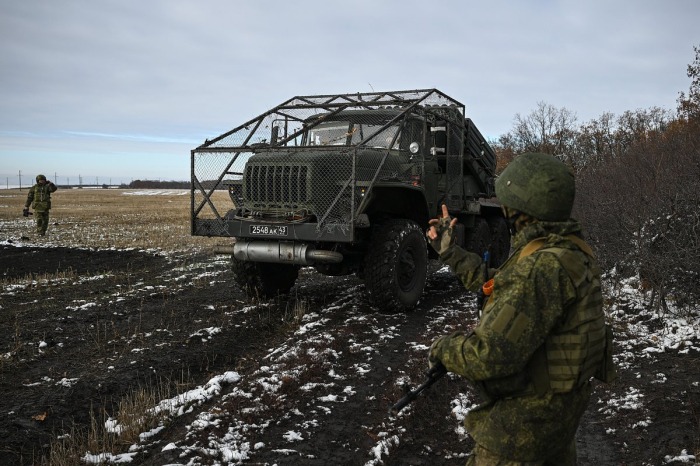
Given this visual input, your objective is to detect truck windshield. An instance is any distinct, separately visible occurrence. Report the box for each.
[306,121,400,149]
[307,122,350,146]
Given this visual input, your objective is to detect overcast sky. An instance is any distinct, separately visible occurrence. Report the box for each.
[1,0,698,186]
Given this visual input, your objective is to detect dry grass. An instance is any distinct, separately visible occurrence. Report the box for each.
[114,384,172,446]
[0,269,79,287]
[40,381,176,466]
[0,188,231,252]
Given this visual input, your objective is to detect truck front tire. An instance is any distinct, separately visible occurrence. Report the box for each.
[231,257,299,298]
[364,219,428,311]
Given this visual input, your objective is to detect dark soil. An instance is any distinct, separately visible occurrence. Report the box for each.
[0,243,698,465]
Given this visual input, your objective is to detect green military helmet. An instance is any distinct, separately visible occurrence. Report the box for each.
[36,174,47,182]
[495,152,575,221]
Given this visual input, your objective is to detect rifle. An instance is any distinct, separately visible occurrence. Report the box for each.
[476,250,490,308]
[390,364,447,414]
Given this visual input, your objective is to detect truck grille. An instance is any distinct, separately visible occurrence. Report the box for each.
[244,164,309,205]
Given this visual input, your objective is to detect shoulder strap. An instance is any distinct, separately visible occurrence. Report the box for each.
[565,235,595,258]
[518,237,547,261]
[517,235,594,262]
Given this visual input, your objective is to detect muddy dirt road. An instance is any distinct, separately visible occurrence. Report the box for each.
[1,243,698,465]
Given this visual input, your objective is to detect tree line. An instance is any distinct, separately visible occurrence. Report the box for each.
[492,45,700,314]
[127,180,190,189]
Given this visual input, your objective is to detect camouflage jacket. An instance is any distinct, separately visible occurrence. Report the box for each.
[25,182,57,212]
[433,219,605,460]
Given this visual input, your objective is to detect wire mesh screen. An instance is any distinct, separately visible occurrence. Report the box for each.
[191,89,466,237]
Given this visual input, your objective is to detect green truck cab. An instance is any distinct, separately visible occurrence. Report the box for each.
[191,89,509,310]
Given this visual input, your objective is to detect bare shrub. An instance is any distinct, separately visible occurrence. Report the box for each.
[575,119,700,313]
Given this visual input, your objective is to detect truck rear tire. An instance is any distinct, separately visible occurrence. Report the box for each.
[487,216,511,267]
[231,257,299,298]
[465,217,491,259]
[364,219,427,311]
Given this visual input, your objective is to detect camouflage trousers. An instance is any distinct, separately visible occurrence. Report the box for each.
[466,441,576,466]
[35,211,50,235]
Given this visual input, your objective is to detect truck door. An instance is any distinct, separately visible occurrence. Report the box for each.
[430,121,464,212]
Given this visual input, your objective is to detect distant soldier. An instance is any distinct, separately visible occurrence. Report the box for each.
[24,174,58,236]
[426,152,615,465]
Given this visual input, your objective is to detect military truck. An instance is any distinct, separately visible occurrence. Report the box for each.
[191,89,510,310]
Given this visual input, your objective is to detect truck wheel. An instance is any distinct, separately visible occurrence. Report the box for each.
[231,257,299,298]
[364,220,427,311]
[465,217,491,259]
[487,216,511,267]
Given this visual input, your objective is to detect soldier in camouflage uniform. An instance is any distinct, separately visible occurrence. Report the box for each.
[24,174,58,236]
[427,152,615,465]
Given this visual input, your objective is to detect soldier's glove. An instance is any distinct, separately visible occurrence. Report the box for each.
[22,208,30,217]
[428,331,468,370]
[427,204,457,255]
[428,336,448,371]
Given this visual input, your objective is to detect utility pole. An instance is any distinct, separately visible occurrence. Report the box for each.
[18,170,21,190]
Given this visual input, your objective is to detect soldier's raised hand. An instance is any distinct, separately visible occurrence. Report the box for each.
[427,204,458,255]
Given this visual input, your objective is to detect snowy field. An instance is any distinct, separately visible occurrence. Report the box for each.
[0,188,698,465]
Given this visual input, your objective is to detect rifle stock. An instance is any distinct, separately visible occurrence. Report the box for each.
[390,364,447,414]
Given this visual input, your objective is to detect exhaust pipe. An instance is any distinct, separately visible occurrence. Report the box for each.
[215,240,342,265]
[213,246,236,255]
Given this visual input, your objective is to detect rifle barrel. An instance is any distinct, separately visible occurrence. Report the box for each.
[390,365,447,414]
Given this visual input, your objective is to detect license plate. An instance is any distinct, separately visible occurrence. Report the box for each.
[249,224,289,237]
